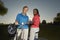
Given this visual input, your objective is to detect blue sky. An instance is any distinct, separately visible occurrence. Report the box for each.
[0,0,60,24]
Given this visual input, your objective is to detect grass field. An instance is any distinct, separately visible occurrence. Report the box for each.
[39,24,60,40]
[0,24,60,40]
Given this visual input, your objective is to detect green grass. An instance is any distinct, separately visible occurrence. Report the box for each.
[0,24,60,40]
[39,24,60,40]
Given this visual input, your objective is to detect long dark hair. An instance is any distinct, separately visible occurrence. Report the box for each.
[33,8,40,16]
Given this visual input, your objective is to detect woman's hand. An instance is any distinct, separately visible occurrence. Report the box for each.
[28,21,33,24]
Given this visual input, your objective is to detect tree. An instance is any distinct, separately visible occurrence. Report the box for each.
[57,13,60,17]
[0,0,8,16]
[42,20,46,24]
[53,13,60,24]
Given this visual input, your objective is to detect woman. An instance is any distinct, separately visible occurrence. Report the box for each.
[29,8,40,40]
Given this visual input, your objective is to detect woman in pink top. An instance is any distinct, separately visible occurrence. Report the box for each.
[29,8,40,40]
